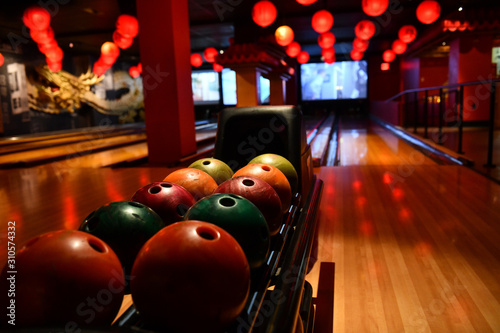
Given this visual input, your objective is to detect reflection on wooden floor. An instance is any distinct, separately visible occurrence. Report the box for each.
[339,117,437,166]
[307,165,500,332]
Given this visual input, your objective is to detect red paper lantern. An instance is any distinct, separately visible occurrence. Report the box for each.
[252,1,277,27]
[38,40,58,55]
[30,27,54,44]
[47,61,62,73]
[93,60,109,77]
[350,49,363,61]
[318,32,335,49]
[382,49,396,63]
[416,0,441,25]
[129,66,140,78]
[381,62,390,71]
[312,10,333,33]
[45,47,63,62]
[353,38,369,52]
[203,47,218,63]
[0,53,4,67]
[398,25,417,43]
[325,56,335,64]
[296,0,317,4]
[286,42,301,57]
[213,63,223,72]
[355,20,376,40]
[322,47,335,60]
[137,63,142,73]
[362,0,389,17]
[23,6,51,31]
[297,51,309,64]
[275,26,294,46]
[392,39,407,54]
[101,42,120,64]
[191,53,203,67]
[113,31,133,49]
[116,15,139,38]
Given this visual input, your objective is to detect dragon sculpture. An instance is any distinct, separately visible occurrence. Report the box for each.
[26,65,144,119]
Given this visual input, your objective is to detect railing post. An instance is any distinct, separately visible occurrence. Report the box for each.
[424,90,428,138]
[458,86,464,154]
[438,88,444,144]
[485,82,497,167]
[414,91,418,133]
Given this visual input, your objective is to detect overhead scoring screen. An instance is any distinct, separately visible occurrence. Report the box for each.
[300,61,368,100]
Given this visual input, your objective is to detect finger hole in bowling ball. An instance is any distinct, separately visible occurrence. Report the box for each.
[176,204,189,217]
[219,197,236,207]
[261,165,271,172]
[242,179,255,187]
[196,226,219,241]
[88,238,106,253]
[202,160,211,165]
[160,183,172,188]
[128,202,144,208]
[149,186,162,194]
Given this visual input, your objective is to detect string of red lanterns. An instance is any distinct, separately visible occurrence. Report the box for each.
[93,42,120,76]
[252,1,277,27]
[322,47,335,61]
[381,62,390,71]
[113,15,139,49]
[392,39,407,55]
[351,49,363,61]
[382,49,396,63]
[416,0,441,25]
[353,38,369,52]
[213,63,224,72]
[23,6,63,73]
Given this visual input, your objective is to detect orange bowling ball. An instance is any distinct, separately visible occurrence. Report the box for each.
[163,168,217,201]
[233,163,292,213]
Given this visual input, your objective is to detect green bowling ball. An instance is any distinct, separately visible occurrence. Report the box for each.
[189,158,234,185]
[79,201,165,290]
[184,193,270,269]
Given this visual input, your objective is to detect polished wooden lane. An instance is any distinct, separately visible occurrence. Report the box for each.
[339,116,437,166]
[306,165,500,333]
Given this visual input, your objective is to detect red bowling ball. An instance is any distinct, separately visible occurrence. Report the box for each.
[215,176,283,236]
[0,230,125,327]
[131,221,250,333]
[132,182,196,224]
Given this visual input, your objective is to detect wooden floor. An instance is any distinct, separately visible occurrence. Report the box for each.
[1,114,499,332]
[306,116,500,333]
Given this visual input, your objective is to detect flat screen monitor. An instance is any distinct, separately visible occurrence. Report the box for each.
[300,60,368,100]
[222,68,237,105]
[192,70,220,104]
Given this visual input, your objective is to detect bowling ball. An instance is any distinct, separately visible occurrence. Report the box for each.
[131,221,250,333]
[0,230,124,327]
[249,153,299,194]
[79,201,165,289]
[131,182,196,224]
[215,176,282,236]
[163,167,218,201]
[189,158,234,185]
[184,193,270,268]
[233,163,292,214]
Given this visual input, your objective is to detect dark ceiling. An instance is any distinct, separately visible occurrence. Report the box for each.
[0,0,498,65]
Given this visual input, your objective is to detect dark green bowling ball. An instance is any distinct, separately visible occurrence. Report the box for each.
[79,201,165,290]
[184,193,270,269]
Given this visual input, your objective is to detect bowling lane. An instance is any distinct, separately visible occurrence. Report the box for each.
[307,165,500,333]
[339,115,437,166]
